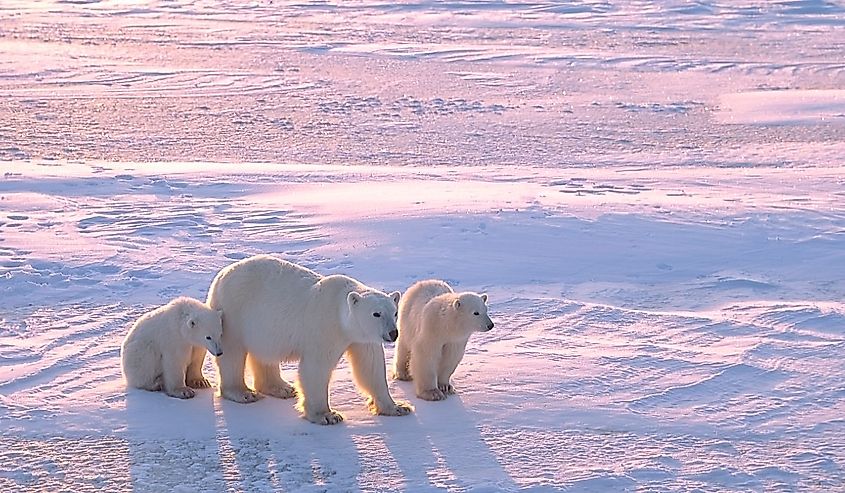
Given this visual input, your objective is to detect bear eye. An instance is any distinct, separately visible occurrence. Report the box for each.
[373,312,381,318]
[205,336,212,340]
[473,311,480,316]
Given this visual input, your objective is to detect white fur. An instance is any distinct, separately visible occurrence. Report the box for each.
[206,255,412,424]
[393,280,493,401]
[121,297,224,399]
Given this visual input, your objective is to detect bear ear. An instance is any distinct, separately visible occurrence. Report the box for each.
[186,317,197,329]
[480,293,488,304]
[452,298,461,309]
[348,291,362,306]
[390,291,401,306]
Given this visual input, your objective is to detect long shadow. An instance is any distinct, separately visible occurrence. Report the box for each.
[215,391,365,491]
[382,383,522,492]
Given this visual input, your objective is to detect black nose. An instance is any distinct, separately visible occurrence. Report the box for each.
[487,322,494,330]
[388,329,399,342]
[215,351,223,357]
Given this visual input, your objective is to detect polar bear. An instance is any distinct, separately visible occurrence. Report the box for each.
[206,255,412,425]
[121,297,224,399]
[393,280,493,401]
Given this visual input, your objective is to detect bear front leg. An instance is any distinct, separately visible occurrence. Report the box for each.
[410,343,446,401]
[347,343,413,416]
[248,354,296,399]
[216,348,261,403]
[437,342,466,395]
[186,346,211,389]
[162,351,195,399]
[297,354,344,425]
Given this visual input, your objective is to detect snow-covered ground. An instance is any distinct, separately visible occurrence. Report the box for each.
[2,1,844,492]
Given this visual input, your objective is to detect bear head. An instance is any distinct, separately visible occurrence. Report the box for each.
[452,292,493,333]
[346,290,402,344]
[181,306,224,357]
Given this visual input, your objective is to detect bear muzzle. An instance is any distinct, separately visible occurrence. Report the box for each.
[206,340,224,357]
[384,329,399,343]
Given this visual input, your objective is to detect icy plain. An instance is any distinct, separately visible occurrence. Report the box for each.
[1,1,844,492]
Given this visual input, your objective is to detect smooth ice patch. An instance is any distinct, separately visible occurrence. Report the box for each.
[718,90,845,125]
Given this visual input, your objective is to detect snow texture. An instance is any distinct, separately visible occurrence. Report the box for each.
[1,1,844,492]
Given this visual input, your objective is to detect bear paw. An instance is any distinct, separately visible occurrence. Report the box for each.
[417,389,447,401]
[166,387,196,399]
[438,383,456,395]
[259,384,296,399]
[307,410,344,425]
[368,398,414,416]
[222,388,262,404]
[382,402,414,416]
[392,369,412,381]
[186,377,212,389]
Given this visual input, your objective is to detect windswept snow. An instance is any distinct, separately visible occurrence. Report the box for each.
[2,1,845,492]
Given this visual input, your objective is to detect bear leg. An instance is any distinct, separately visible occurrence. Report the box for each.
[217,348,261,403]
[122,341,160,391]
[297,353,344,425]
[186,346,211,389]
[410,343,445,401]
[392,340,413,381]
[248,354,296,399]
[161,351,196,399]
[348,343,413,416]
[436,342,466,396]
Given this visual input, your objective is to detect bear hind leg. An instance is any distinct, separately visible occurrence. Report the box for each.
[248,354,295,399]
[122,343,162,391]
[392,340,412,381]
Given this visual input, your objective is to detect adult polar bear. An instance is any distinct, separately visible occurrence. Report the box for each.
[207,255,412,425]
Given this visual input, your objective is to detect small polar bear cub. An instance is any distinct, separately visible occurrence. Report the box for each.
[394,280,493,401]
[121,297,224,399]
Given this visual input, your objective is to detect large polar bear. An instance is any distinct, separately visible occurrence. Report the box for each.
[394,280,493,401]
[207,255,412,425]
[121,297,224,399]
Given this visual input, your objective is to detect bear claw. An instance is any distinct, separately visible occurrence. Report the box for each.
[222,389,262,403]
[417,389,446,401]
[438,383,456,395]
[371,399,414,416]
[186,377,211,389]
[167,387,196,399]
[258,385,296,399]
[308,410,344,425]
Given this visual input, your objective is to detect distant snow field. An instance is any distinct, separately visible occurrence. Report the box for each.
[2,1,844,492]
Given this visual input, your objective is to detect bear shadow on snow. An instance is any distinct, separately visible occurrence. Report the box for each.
[382,389,520,491]
[214,392,366,491]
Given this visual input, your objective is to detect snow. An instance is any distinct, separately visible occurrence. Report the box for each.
[2,1,845,492]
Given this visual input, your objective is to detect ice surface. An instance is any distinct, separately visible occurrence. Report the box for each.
[1,1,844,492]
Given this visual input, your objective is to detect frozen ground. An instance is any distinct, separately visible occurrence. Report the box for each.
[1,1,845,492]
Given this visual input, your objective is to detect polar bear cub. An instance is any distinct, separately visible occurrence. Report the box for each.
[207,255,412,425]
[121,297,224,399]
[394,280,493,401]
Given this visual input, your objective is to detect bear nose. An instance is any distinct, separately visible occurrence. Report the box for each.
[487,322,494,330]
[388,329,399,342]
[215,351,224,357]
